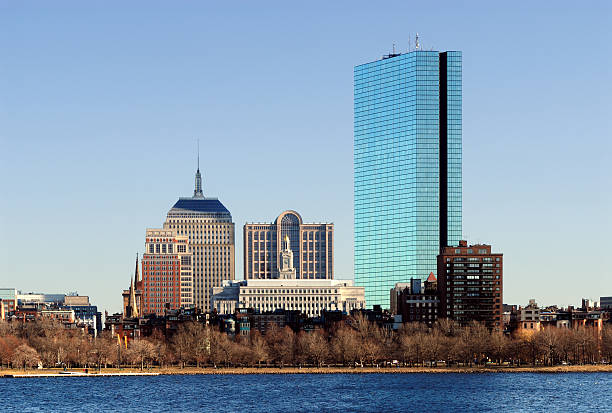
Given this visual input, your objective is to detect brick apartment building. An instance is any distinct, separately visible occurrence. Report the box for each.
[438,240,503,330]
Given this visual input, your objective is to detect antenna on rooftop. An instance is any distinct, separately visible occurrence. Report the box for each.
[415,33,420,50]
[393,42,396,54]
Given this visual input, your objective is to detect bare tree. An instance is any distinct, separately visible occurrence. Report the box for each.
[172,323,195,368]
[297,330,329,367]
[399,324,428,366]
[128,340,156,370]
[331,325,359,366]
[208,327,234,367]
[602,325,612,364]
[515,329,542,366]
[489,331,509,365]
[536,328,561,366]
[265,325,295,367]
[463,322,491,366]
[90,333,116,371]
[12,344,40,370]
[0,335,20,368]
[250,331,268,367]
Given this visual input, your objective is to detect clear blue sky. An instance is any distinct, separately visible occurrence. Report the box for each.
[1,1,610,314]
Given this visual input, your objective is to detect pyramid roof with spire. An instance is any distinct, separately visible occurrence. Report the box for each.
[167,144,232,217]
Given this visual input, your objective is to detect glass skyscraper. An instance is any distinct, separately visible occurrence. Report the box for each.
[354,50,462,308]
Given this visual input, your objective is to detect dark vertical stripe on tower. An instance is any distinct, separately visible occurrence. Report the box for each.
[439,52,448,251]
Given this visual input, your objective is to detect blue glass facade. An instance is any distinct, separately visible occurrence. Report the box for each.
[354,50,462,309]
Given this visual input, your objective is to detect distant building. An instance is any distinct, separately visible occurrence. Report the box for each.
[41,308,75,324]
[0,288,17,320]
[244,210,333,280]
[62,295,102,336]
[438,240,503,330]
[105,307,211,344]
[517,299,541,334]
[17,292,65,305]
[540,307,571,329]
[141,229,193,315]
[392,274,439,327]
[64,295,90,306]
[4,292,101,336]
[163,166,235,311]
[502,304,517,331]
[582,298,597,311]
[601,297,612,309]
[1,289,100,334]
[389,283,411,315]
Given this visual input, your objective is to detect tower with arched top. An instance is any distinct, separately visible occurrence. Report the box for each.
[244,210,333,280]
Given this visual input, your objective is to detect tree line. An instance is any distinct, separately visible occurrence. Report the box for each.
[1,317,611,370]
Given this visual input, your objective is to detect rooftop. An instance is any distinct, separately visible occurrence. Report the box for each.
[221,279,357,288]
[168,197,231,216]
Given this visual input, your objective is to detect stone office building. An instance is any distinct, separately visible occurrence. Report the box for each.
[163,166,235,311]
[212,278,365,318]
[244,210,333,280]
[214,236,363,317]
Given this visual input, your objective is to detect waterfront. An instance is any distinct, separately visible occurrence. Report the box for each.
[1,373,610,412]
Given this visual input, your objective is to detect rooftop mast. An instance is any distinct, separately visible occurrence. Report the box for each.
[194,139,204,198]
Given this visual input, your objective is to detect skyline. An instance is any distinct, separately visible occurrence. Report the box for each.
[1,1,611,314]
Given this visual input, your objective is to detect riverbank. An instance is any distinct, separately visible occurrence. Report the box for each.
[2,364,611,377]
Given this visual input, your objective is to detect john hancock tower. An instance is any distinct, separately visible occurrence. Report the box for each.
[354,47,462,308]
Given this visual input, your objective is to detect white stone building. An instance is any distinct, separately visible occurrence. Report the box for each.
[212,278,365,318]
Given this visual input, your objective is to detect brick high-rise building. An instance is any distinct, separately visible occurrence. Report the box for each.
[141,228,192,315]
[163,165,234,311]
[244,210,333,280]
[438,240,503,330]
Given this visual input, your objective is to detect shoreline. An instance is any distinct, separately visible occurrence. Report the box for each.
[2,365,612,377]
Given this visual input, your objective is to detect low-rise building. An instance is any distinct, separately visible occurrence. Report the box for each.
[0,288,17,320]
[16,292,65,305]
[392,274,439,327]
[516,299,541,334]
[600,296,612,310]
[2,288,102,335]
[212,278,365,318]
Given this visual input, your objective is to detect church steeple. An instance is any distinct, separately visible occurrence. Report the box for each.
[134,253,140,285]
[128,277,139,318]
[193,140,204,198]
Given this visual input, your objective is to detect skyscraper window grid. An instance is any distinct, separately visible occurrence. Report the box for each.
[354,50,462,308]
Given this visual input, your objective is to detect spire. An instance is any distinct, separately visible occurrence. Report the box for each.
[193,139,204,198]
[134,253,140,285]
[129,277,139,318]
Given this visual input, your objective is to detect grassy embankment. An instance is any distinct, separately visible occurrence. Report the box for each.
[2,364,612,376]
